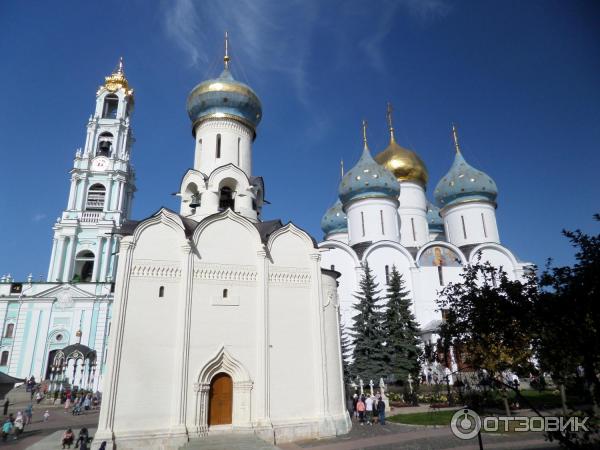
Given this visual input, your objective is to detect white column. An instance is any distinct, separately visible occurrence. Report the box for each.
[170,242,194,435]
[255,250,271,426]
[92,238,104,282]
[78,177,89,210]
[309,252,329,418]
[54,237,67,282]
[101,235,113,282]
[47,238,58,282]
[63,236,77,282]
[104,176,114,212]
[116,180,124,211]
[67,177,78,210]
[94,239,136,445]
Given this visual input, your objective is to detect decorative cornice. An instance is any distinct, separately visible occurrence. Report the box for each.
[269,269,311,285]
[193,264,257,282]
[131,264,181,278]
[196,117,254,138]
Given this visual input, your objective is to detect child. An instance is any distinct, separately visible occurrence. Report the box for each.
[43,410,50,422]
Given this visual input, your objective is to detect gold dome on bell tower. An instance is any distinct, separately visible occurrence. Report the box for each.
[374,103,428,187]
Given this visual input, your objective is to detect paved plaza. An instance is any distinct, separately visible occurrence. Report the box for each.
[0,400,562,450]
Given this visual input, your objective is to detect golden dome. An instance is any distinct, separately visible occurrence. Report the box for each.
[375,137,428,186]
[374,103,428,186]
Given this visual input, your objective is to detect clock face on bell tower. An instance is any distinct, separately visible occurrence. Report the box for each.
[91,156,109,172]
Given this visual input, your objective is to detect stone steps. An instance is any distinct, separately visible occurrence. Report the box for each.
[181,434,279,450]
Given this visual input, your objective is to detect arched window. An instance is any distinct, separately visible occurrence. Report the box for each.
[4,323,14,338]
[96,132,114,157]
[86,184,106,210]
[216,134,222,158]
[0,351,8,366]
[159,286,165,298]
[219,186,234,211]
[102,94,119,119]
[222,289,228,298]
[74,250,95,282]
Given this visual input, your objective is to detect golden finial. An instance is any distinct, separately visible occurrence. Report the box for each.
[362,119,369,150]
[224,31,230,69]
[386,102,396,142]
[340,159,344,178]
[102,56,132,95]
[452,123,461,154]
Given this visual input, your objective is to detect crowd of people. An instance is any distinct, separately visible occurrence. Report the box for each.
[349,393,386,425]
[0,376,102,446]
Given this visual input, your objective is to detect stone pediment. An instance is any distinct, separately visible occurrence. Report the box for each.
[32,283,99,300]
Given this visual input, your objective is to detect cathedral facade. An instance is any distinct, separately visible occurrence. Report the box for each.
[0,61,136,391]
[319,111,531,378]
[93,47,350,449]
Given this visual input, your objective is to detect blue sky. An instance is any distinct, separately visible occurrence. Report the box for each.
[0,0,598,280]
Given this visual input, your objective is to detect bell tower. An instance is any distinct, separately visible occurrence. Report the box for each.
[47,58,137,283]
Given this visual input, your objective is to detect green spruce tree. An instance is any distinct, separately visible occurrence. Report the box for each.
[382,266,422,382]
[350,262,386,381]
[339,324,353,384]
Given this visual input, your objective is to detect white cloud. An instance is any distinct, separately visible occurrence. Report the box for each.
[32,213,47,222]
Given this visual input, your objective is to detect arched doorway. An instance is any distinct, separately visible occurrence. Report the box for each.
[208,373,232,426]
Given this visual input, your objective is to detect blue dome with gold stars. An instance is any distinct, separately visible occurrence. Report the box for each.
[434,151,498,208]
[426,202,444,232]
[186,64,262,136]
[321,199,348,236]
[339,145,400,206]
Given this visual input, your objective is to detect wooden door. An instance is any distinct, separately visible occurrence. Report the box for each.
[208,373,233,426]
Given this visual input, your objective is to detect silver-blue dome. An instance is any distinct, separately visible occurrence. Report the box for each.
[321,199,347,236]
[426,202,444,232]
[186,68,262,136]
[434,151,498,208]
[339,146,400,205]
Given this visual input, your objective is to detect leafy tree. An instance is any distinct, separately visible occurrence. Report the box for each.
[350,262,386,382]
[436,260,537,376]
[535,214,600,415]
[382,266,422,382]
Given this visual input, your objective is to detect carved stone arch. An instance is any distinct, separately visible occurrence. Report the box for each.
[180,169,208,194]
[196,346,252,386]
[267,222,316,253]
[192,209,263,252]
[132,208,187,245]
[207,164,251,191]
[468,243,520,274]
[361,240,417,268]
[416,241,467,267]
[193,346,253,435]
[318,240,360,268]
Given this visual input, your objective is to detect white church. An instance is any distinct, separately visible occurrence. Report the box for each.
[319,108,531,378]
[92,45,350,448]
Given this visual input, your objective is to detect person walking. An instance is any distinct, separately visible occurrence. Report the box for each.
[352,394,358,419]
[62,428,75,448]
[44,410,50,421]
[377,397,386,425]
[76,427,89,449]
[13,411,24,440]
[356,396,366,425]
[365,395,374,425]
[35,390,43,404]
[24,404,33,425]
[1,418,13,442]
